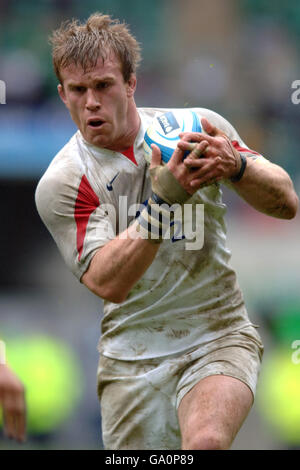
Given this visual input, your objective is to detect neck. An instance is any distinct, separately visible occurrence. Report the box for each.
[109,102,141,152]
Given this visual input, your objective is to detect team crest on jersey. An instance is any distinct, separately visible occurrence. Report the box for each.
[158,112,180,135]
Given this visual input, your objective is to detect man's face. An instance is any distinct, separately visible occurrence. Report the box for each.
[58,53,137,150]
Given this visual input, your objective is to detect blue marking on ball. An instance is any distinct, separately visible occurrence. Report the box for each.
[143,110,202,164]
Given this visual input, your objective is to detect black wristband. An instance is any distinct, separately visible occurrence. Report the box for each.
[230,154,247,182]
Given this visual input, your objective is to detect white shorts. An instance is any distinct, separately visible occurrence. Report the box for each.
[97,324,264,450]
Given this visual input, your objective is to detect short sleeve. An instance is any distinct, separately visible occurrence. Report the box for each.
[35,170,115,281]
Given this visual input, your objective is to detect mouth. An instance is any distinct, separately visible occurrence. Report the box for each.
[87,118,105,129]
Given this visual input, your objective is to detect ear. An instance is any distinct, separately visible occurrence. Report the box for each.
[126,74,137,98]
[58,83,68,107]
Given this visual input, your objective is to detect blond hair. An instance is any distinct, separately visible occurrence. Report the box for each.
[49,12,141,83]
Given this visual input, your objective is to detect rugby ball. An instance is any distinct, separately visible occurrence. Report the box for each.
[143,109,202,164]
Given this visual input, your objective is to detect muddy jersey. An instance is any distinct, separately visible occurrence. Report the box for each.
[35,107,263,360]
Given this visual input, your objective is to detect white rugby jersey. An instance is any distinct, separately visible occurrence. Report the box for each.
[35,107,262,360]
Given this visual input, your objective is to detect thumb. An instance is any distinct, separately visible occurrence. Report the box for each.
[201,117,223,137]
[149,144,162,169]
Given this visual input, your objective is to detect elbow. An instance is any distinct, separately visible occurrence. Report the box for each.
[91,284,128,304]
[81,273,128,303]
[102,288,128,304]
[284,192,299,219]
[271,187,299,220]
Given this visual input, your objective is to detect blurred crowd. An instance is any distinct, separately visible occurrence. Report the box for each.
[0,0,300,183]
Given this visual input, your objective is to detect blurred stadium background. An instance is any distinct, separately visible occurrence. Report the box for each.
[0,0,300,450]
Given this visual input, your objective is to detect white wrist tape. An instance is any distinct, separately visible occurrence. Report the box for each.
[149,166,191,205]
[137,196,175,243]
[0,340,6,365]
[137,198,172,243]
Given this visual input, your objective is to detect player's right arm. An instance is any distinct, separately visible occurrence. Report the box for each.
[81,142,209,302]
[36,169,161,303]
[81,223,160,303]
[36,143,203,304]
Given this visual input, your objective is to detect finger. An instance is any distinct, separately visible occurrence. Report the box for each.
[186,141,209,159]
[3,398,16,439]
[184,151,221,168]
[177,140,209,158]
[201,117,225,138]
[179,132,203,142]
[179,132,217,152]
[186,156,220,180]
[184,157,208,169]
[201,117,217,136]
[149,144,162,169]
[14,393,26,442]
[2,388,26,441]
[189,165,214,183]
[179,131,212,143]
[15,409,26,442]
[168,142,186,166]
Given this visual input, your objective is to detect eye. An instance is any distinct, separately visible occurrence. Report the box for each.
[96,81,110,90]
[71,86,86,93]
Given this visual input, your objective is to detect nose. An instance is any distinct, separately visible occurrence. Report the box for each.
[85,88,101,111]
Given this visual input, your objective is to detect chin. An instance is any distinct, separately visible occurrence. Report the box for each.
[90,134,112,149]
[81,130,104,147]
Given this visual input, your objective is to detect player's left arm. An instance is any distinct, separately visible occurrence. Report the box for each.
[179,117,298,220]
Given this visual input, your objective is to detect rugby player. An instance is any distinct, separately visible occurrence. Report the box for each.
[35,13,298,449]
